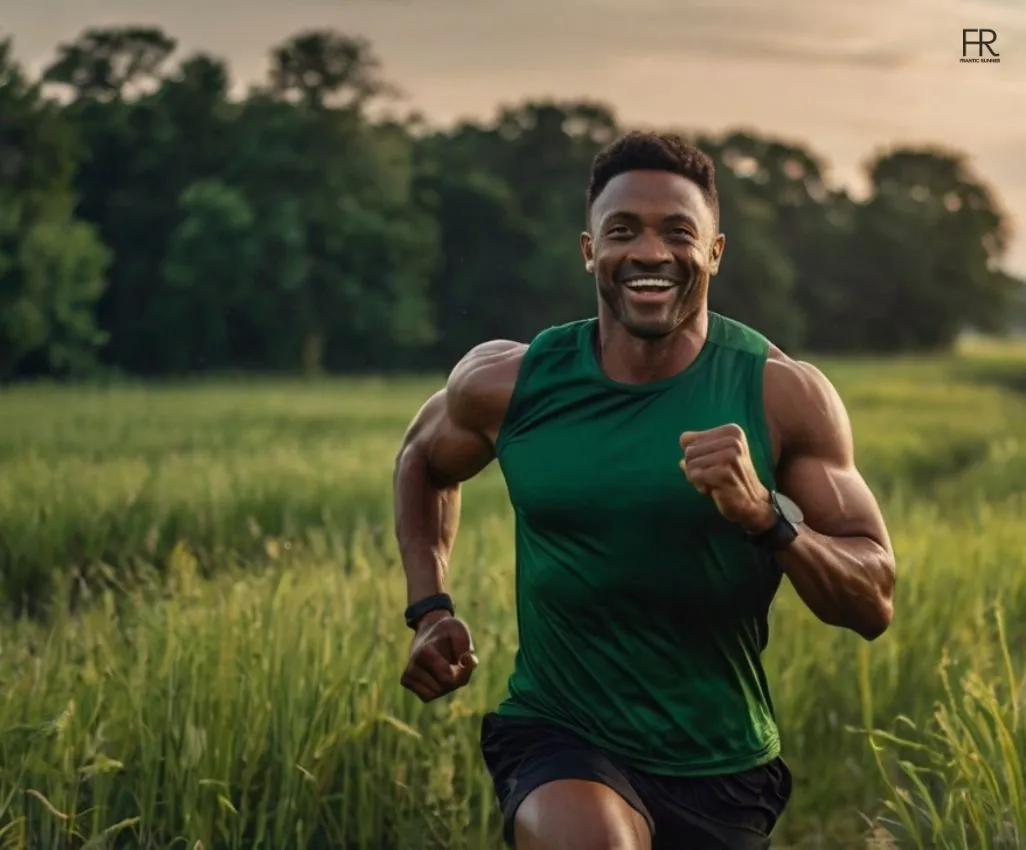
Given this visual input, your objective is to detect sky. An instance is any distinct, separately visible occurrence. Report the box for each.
[6,0,1026,274]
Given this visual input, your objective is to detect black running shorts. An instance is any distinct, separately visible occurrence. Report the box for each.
[479,712,793,850]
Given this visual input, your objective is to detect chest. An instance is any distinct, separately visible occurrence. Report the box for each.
[498,387,760,534]
[497,389,780,620]
[493,352,782,620]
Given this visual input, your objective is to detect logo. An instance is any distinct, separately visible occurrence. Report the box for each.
[961,28,1000,64]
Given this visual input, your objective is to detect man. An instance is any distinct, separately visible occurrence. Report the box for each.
[392,131,896,850]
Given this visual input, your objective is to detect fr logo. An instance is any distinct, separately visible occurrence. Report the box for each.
[961,29,999,63]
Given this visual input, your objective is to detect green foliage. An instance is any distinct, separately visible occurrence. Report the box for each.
[0,26,1021,380]
[0,40,110,379]
[159,179,260,372]
[10,205,110,377]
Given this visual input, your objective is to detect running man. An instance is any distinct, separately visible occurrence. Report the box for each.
[392,131,896,850]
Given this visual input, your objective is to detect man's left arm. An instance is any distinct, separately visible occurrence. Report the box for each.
[761,357,896,640]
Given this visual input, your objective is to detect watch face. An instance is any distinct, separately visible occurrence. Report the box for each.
[774,492,804,524]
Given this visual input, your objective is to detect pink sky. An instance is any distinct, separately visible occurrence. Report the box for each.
[7,0,1026,274]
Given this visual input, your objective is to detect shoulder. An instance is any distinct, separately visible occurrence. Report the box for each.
[448,339,526,389]
[444,320,593,436]
[445,339,527,439]
[763,347,853,462]
[707,312,772,356]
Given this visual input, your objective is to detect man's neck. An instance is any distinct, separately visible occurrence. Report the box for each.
[595,308,709,385]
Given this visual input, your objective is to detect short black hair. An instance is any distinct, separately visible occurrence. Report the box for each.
[585,131,719,227]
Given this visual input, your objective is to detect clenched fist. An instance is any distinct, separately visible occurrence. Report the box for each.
[400,613,479,703]
[679,424,775,533]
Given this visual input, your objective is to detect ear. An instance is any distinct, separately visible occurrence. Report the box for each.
[708,233,726,275]
[580,231,595,274]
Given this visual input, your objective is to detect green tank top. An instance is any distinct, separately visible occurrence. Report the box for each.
[493,311,783,776]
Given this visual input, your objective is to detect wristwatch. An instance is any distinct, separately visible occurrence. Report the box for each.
[748,490,804,552]
[404,592,455,630]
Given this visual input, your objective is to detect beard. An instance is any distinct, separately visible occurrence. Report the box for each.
[598,273,707,340]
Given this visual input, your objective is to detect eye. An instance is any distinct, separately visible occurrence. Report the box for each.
[668,226,695,240]
[606,225,632,238]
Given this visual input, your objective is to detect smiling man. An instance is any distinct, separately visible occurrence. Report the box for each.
[393,131,896,850]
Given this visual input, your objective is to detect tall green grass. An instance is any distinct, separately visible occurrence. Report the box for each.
[1,350,1026,848]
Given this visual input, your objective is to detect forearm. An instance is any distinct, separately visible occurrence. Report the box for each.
[393,444,462,605]
[776,527,895,640]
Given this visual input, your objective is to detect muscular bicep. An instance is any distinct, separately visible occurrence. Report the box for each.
[395,339,523,488]
[398,388,496,488]
[777,454,890,549]
[771,360,893,552]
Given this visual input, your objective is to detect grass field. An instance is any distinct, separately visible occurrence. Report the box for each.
[2,344,1026,849]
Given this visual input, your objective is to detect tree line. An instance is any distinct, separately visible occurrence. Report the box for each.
[1,25,1024,380]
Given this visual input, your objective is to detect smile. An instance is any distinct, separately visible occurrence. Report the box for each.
[622,278,681,305]
[623,277,678,292]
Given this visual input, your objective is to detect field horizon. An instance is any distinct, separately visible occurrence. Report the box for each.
[2,342,1026,848]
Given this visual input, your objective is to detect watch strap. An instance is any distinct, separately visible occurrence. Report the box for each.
[404,592,454,630]
[748,511,798,552]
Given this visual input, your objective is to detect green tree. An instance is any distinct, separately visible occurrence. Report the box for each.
[414,99,619,366]
[47,33,235,374]
[706,166,802,351]
[5,26,1022,378]
[160,180,260,372]
[268,29,398,110]
[0,38,109,379]
[818,147,1020,352]
[42,26,177,102]
[220,34,437,373]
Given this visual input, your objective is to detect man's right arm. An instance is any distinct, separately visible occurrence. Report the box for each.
[392,340,524,622]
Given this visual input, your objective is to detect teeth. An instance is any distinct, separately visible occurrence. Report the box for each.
[625,278,676,290]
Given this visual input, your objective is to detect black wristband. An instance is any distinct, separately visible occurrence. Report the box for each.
[748,514,799,552]
[404,592,454,630]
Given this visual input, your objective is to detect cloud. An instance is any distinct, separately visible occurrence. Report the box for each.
[333,0,1025,78]
[646,35,911,70]
[12,0,1024,83]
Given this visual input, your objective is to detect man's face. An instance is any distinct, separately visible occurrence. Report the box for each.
[581,170,724,339]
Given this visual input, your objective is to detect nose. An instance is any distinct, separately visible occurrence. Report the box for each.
[627,229,674,267]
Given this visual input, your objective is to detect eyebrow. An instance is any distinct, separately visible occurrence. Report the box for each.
[602,211,700,228]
